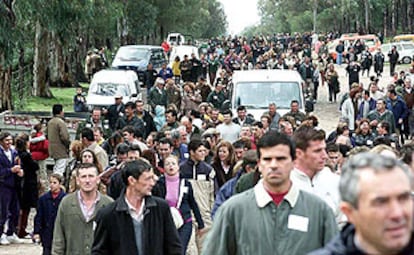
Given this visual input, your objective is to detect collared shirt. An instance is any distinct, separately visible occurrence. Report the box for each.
[255,179,299,208]
[77,191,101,222]
[125,197,145,222]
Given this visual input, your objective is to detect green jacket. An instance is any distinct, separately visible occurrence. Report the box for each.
[203,181,338,255]
[52,192,113,255]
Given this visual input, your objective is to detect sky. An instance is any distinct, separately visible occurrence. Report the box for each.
[218,0,260,35]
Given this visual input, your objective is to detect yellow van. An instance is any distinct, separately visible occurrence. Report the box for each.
[393,34,414,43]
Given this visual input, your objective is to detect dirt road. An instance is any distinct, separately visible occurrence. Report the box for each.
[0,64,406,254]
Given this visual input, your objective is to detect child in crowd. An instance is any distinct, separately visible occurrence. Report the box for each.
[33,174,66,255]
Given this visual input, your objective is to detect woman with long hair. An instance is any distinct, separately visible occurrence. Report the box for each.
[69,148,103,193]
[152,155,204,255]
[15,133,39,238]
[212,141,237,188]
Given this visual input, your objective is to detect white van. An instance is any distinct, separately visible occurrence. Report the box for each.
[86,70,141,110]
[168,45,199,67]
[227,70,306,120]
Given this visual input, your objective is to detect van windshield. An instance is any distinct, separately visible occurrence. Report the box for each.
[90,83,130,96]
[117,48,149,61]
[234,82,302,109]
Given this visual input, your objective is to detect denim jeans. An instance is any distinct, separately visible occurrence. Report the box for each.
[178,221,193,255]
[336,53,343,65]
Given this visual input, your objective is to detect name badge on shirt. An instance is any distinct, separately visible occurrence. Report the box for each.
[287,215,309,232]
[92,221,97,232]
[197,174,206,181]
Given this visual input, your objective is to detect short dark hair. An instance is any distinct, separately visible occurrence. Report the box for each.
[291,100,299,105]
[115,143,130,155]
[379,121,390,133]
[237,105,246,112]
[221,109,232,116]
[125,101,135,110]
[256,130,295,160]
[128,143,142,156]
[188,139,205,152]
[159,137,173,147]
[388,89,397,96]
[326,143,339,153]
[122,126,135,137]
[81,127,95,141]
[52,104,63,115]
[401,143,414,166]
[122,159,152,185]
[293,126,325,151]
[165,109,177,118]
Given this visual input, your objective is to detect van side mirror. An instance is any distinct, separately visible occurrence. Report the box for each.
[131,93,137,97]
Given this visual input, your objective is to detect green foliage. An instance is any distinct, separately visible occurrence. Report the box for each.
[249,0,414,35]
[23,85,89,112]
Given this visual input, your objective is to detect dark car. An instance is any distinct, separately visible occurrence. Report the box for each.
[111,45,167,82]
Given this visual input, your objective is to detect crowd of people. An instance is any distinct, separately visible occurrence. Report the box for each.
[1,32,414,255]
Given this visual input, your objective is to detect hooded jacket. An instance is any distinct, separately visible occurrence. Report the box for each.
[308,223,414,255]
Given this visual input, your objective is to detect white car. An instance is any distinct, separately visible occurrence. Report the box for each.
[381,42,414,64]
[86,70,141,110]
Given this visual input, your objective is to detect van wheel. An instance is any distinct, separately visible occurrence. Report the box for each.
[402,57,411,64]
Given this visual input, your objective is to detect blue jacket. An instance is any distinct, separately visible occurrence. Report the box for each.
[0,146,19,189]
[357,98,376,120]
[172,144,189,164]
[386,96,408,124]
[33,189,66,249]
[152,176,204,229]
[211,170,243,219]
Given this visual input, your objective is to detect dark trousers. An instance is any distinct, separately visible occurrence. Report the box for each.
[178,221,193,255]
[390,62,397,76]
[0,186,20,235]
[328,83,337,102]
[43,247,51,255]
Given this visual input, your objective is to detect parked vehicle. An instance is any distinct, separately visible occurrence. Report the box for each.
[111,45,167,82]
[86,69,141,110]
[168,45,199,67]
[328,34,381,61]
[224,70,308,120]
[381,42,414,64]
[393,34,414,43]
[167,33,185,46]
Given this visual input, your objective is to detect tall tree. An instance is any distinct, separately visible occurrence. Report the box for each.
[0,0,17,110]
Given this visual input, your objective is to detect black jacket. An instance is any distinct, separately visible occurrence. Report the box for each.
[152,176,204,229]
[308,223,414,255]
[92,193,182,255]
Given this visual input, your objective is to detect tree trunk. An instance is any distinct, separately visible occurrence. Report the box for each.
[0,54,13,111]
[401,0,408,32]
[364,0,370,33]
[33,21,52,98]
[313,0,318,32]
[391,0,397,35]
[17,47,25,105]
[409,0,414,33]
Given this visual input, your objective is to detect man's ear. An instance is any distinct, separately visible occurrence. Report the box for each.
[127,176,135,186]
[295,148,304,159]
[340,201,356,224]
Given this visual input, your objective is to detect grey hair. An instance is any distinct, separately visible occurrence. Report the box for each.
[340,152,412,208]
